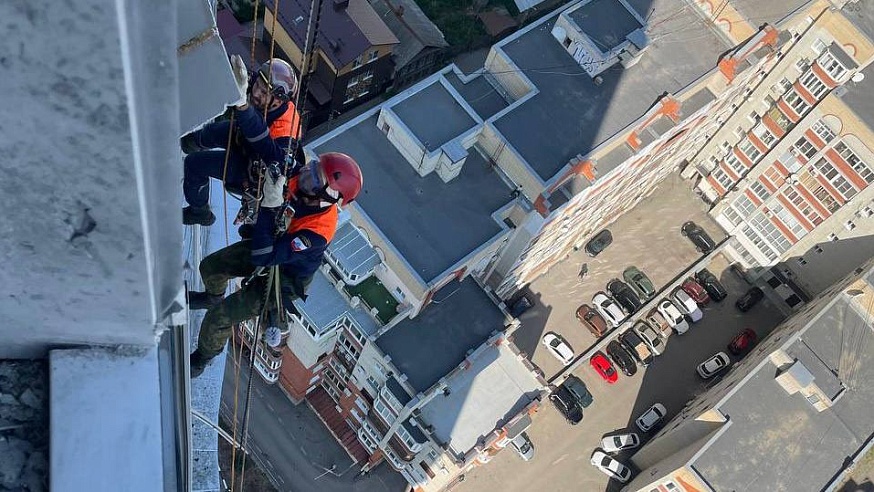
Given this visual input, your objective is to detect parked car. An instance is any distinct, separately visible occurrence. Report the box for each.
[681,277,711,305]
[633,321,664,356]
[510,432,535,461]
[728,328,758,356]
[646,309,672,339]
[695,268,728,302]
[681,221,716,253]
[509,293,533,318]
[585,229,613,257]
[562,375,594,408]
[606,341,637,377]
[671,288,703,322]
[593,292,627,327]
[656,299,689,335]
[697,352,731,379]
[736,286,765,312]
[576,304,609,337]
[623,266,656,300]
[549,385,583,424]
[590,351,618,384]
[620,329,654,367]
[635,403,667,432]
[590,450,633,483]
[608,279,642,314]
[601,433,640,454]
[542,333,574,365]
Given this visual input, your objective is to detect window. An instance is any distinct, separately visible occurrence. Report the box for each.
[750,180,772,201]
[834,141,874,183]
[811,38,828,56]
[329,357,350,382]
[353,55,363,69]
[814,157,857,199]
[752,125,776,147]
[793,136,817,159]
[396,424,422,452]
[323,382,341,403]
[732,194,757,218]
[785,187,823,225]
[368,50,378,63]
[374,399,397,424]
[818,51,847,80]
[784,91,810,116]
[747,111,759,123]
[725,153,747,175]
[739,139,762,162]
[798,172,840,213]
[812,120,836,143]
[800,70,828,98]
[767,106,792,131]
[734,126,745,139]
[742,225,779,261]
[750,212,793,253]
[795,58,810,72]
[722,205,741,226]
[337,333,360,359]
[770,202,808,239]
[713,169,734,189]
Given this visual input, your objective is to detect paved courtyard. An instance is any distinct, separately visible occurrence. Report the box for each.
[457,173,788,492]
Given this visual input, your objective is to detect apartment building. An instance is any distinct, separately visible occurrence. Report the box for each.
[682,0,874,302]
[263,0,399,123]
[623,259,874,492]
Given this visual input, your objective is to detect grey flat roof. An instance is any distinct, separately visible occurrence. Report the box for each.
[681,87,717,118]
[843,0,874,42]
[567,0,642,51]
[376,278,506,392]
[445,72,510,120]
[315,117,511,281]
[390,82,477,151]
[294,270,379,336]
[418,342,542,456]
[492,0,729,180]
[838,62,874,130]
[730,0,812,28]
[387,375,413,405]
[692,299,874,492]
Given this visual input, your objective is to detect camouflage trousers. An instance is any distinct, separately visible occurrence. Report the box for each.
[196,240,300,359]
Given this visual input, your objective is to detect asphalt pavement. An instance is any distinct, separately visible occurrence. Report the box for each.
[220,360,408,492]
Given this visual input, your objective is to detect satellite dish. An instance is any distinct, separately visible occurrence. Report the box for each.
[852,72,865,83]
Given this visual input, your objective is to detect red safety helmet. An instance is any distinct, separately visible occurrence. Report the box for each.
[319,152,363,205]
[257,58,298,102]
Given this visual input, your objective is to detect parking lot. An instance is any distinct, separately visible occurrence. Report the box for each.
[457,173,788,492]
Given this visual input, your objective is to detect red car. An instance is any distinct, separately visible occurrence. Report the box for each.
[728,328,758,355]
[681,278,710,305]
[590,351,618,384]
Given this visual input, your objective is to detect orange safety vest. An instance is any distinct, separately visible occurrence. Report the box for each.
[285,176,338,242]
[268,102,302,140]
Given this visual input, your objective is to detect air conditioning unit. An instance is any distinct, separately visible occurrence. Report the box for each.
[845,220,856,231]
[796,257,808,265]
[828,233,839,242]
[857,206,873,218]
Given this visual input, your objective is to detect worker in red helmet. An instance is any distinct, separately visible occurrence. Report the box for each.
[181,55,303,226]
[187,153,363,377]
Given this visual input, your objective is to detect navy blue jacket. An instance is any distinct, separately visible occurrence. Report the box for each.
[195,103,293,164]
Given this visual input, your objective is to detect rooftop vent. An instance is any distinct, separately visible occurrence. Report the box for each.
[328,39,341,51]
[334,0,349,9]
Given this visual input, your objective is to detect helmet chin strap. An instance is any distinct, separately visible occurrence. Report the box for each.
[296,184,339,208]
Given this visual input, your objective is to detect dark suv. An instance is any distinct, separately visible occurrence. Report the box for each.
[608,279,642,314]
[695,268,728,302]
[681,221,716,254]
[736,287,764,312]
[549,385,584,425]
[585,229,613,257]
[606,340,637,377]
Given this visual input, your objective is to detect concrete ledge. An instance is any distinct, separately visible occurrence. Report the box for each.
[50,347,164,492]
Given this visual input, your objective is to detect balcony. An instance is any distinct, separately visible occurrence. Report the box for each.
[344,276,399,324]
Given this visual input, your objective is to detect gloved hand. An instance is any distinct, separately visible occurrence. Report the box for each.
[180,132,204,154]
[229,54,249,108]
[264,326,283,348]
[261,173,286,208]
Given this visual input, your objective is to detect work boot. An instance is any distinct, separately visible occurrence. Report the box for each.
[188,290,224,310]
[189,349,211,379]
[182,205,216,226]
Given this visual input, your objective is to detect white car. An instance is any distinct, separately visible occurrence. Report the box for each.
[590,450,633,483]
[635,403,667,432]
[671,289,703,323]
[600,433,640,453]
[656,299,689,335]
[542,333,574,365]
[593,292,627,328]
[633,321,664,356]
[697,352,731,379]
[510,432,535,461]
